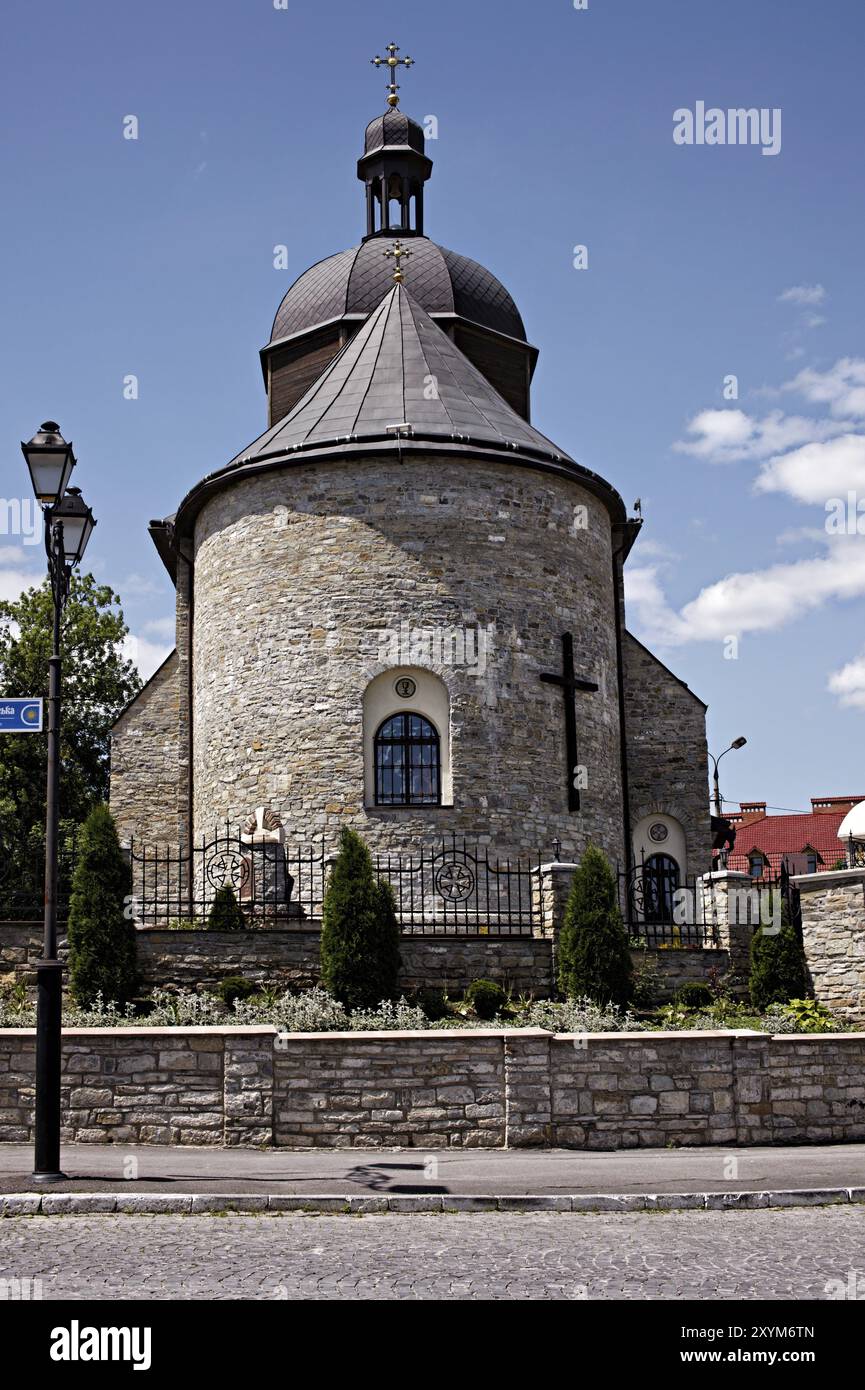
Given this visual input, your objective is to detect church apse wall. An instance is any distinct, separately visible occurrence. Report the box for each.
[110,651,182,846]
[622,632,713,877]
[189,454,625,864]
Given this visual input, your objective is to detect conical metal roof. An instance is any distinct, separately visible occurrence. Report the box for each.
[173,286,624,535]
[238,284,569,467]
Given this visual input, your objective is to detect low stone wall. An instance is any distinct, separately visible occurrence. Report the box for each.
[794,868,865,1023]
[120,928,554,998]
[631,947,730,1002]
[2,1026,864,1150]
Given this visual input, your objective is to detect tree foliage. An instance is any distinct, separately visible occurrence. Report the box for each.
[67,803,138,1007]
[320,827,401,1010]
[0,573,141,838]
[208,886,246,932]
[557,844,633,1006]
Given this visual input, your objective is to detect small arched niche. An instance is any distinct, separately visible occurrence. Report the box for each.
[363,668,452,808]
[632,813,688,880]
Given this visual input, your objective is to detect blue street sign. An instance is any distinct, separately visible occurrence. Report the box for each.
[0,699,43,732]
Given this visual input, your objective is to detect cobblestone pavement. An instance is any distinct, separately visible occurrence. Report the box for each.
[1,1207,863,1300]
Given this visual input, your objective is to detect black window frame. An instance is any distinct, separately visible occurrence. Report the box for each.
[373,712,442,808]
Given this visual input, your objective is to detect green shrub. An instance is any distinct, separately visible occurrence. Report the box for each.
[215,975,258,1007]
[675,982,714,1010]
[207,886,246,931]
[774,997,838,1032]
[466,978,506,1019]
[749,897,809,1010]
[67,804,138,1008]
[320,827,401,1010]
[557,845,633,1006]
[415,987,450,1021]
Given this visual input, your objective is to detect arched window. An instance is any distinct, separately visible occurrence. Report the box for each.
[374,713,441,806]
[643,853,680,923]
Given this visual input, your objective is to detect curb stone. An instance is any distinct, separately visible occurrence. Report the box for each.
[0,1188,863,1216]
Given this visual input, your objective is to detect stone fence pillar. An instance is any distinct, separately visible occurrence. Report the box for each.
[699,870,758,993]
[791,867,865,1024]
[530,862,578,992]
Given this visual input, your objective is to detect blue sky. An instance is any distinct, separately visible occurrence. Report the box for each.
[1,0,863,814]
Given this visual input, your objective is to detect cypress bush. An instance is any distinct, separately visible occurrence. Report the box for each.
[208,886,246,931]
[320,827,401,1010]
[67,804,138,1008]
[749,895,809,1010]
[557,844,633,1006]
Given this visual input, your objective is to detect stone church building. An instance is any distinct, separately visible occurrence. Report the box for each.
[110,83,711,900]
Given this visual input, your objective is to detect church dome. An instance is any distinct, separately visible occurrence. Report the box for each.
[364,109,426,155]
[270,237,527,345]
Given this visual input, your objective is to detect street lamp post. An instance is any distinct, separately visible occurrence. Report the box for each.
[709,736,747,867]
[21,423,96,1182]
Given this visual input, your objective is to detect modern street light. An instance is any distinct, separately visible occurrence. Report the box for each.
[709,736,747,867]
[20,422,96,1181]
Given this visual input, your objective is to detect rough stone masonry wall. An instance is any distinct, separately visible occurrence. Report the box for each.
[133,928,554,997]
[622,632,712,876]
[110,651,181,846]
[2,1027,864,1149]
[1,923,719,1004]
[190,455,625,866]
[795,868,865,1023]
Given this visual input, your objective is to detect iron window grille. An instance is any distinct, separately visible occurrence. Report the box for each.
[374,712,441,806]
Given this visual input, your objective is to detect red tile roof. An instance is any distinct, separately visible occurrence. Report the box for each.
[726,801,861,877]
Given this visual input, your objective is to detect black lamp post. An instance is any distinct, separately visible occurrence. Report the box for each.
[709,736,747,868]
[21,422,96,1182]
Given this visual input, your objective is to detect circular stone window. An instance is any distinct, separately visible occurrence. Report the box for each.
[394,676,417,699]
[649,822,669,843]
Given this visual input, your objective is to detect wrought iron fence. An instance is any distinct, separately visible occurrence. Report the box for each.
[374,836,539,936]
[125,830,538,936]
[618,853,804,949]
[618,857,718,948]
[127,831,327,927]
[0,832,79,924]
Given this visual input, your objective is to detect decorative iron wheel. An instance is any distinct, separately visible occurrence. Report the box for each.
[205,851,250,892]
[435,861,475,902]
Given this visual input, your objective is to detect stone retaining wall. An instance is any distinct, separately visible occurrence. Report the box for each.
[794,868,865,1023]
[2,1027,864,1150]
[2,925,727,1005]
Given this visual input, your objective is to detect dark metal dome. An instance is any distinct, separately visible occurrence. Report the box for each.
[364,109,425,155]
[270,237,527,344]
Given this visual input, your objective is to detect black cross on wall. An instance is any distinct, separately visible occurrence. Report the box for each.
[539,632,599,812]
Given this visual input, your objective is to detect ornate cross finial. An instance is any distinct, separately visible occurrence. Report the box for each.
[383,239,413,284]
[371,42,414,108]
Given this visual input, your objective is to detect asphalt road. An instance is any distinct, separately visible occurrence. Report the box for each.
[0,1142,863,1195]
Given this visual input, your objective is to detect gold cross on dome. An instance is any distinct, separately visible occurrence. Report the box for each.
[371,42,415,108]
[383,240,413,284]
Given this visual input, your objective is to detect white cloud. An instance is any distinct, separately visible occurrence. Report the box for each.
[784,357,865,418]
[626,536,865,647]
[122,633,173,681]
[778,284,826,306]
[673,408,850,463]
[828,649,865,710]
[142,616,176,640]
[0,544,42,604]
[755,433,865,504]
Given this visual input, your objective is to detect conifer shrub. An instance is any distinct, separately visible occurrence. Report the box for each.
[557,844,633,1006]
[749,896,809,1010]
[320,827,401,1010]
[207,886,246,931]
[67,804,138,1008]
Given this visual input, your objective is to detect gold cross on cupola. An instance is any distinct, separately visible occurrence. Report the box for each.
[384,240,413,284]
[371,42,415,108]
